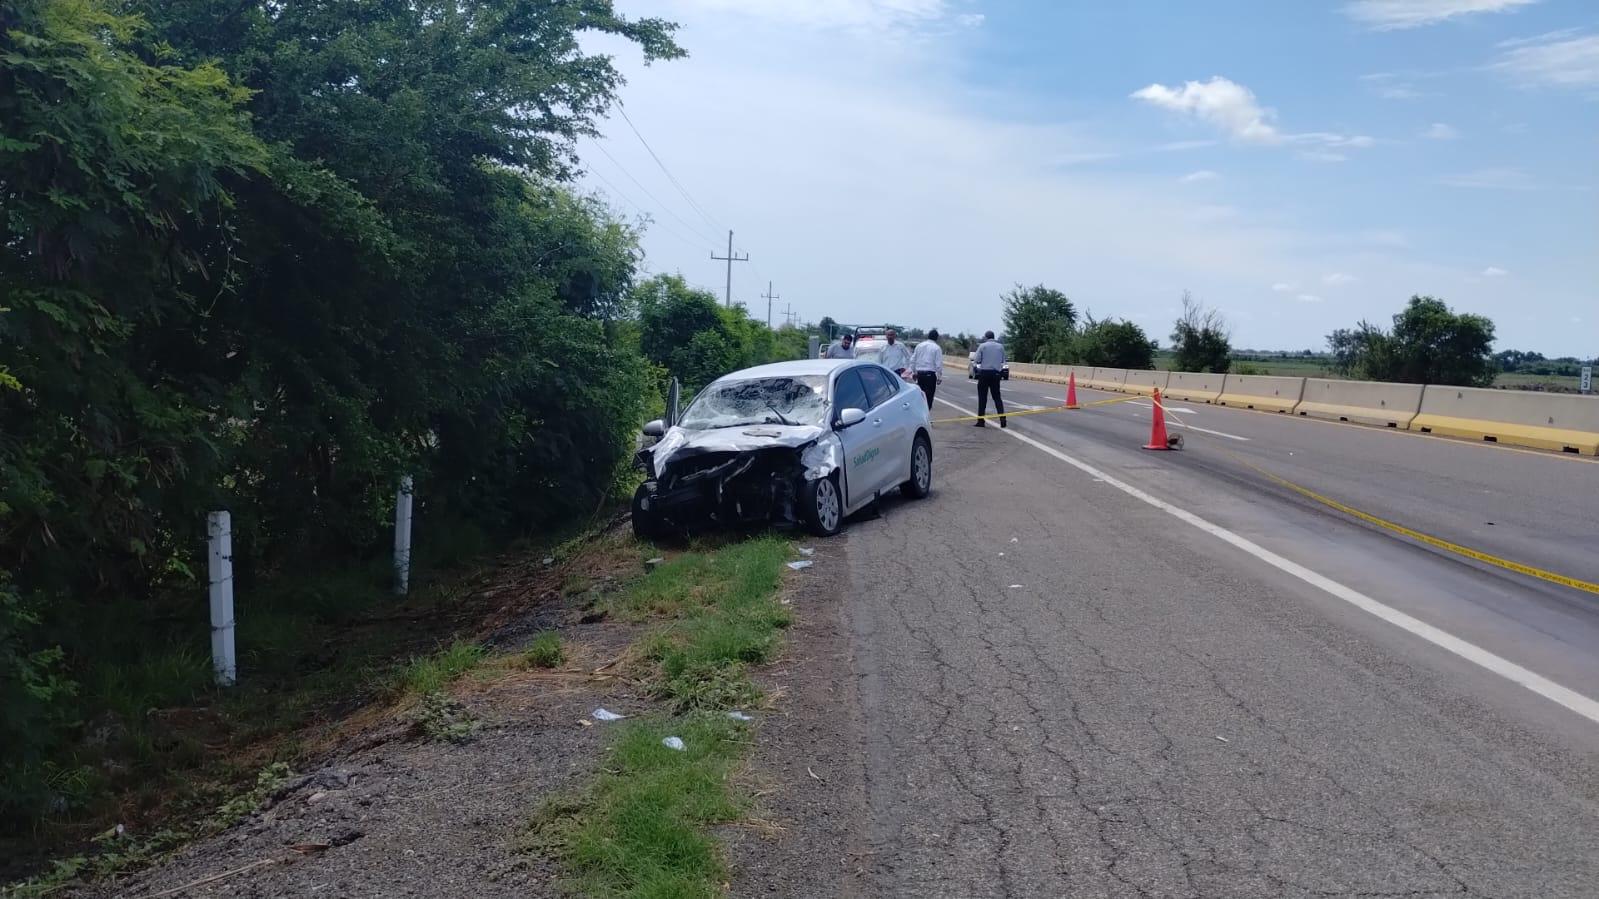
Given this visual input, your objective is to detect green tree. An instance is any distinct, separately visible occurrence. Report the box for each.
[1328,296,1495,386]
[1075,317,1158,369]
[1001,284,1077,363]
[1170,292,1232,373]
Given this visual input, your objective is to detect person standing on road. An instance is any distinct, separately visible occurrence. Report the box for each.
[973,330,1006,428]
[879,328,911,376]
[825,333,856,359]
[910,329,944,409]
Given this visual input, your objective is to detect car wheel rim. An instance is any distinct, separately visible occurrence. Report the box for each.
[817,479,840,530]
[914,444,930,490]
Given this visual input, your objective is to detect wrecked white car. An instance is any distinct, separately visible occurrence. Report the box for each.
[632,359,934,538]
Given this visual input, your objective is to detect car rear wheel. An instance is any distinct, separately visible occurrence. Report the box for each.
[801,474,844,537]
[901,434,932,499]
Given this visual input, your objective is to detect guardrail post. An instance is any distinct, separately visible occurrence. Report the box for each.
[393,475,414,596]
[667,378,681,428]
[207,511,237,687]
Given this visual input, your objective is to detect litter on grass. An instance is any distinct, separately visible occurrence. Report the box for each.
[592,708,626,722]
[787,560,813,570]
[727,711,754,722]
[796,547,815,556]
[1010,537,1019,543]
[1008,584,1023,589]
[662,736,687,751]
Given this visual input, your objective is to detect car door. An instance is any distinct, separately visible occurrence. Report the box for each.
[830,368,889,507]
[857,365,911,485]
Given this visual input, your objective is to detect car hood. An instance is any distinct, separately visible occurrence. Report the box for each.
[650,423,828,469]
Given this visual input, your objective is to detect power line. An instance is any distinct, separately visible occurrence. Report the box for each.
[615,102,725,235]
[584,167,714,254]
[588,139,720,245]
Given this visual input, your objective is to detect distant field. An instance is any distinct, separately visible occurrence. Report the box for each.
[1149,353,1583,391]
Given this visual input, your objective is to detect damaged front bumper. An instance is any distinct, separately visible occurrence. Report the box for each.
[635,426,842,531]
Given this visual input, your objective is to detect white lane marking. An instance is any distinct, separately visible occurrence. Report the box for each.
[1123,407,1250,442]
[935,396,1599,726]
[1129,400,1200,415]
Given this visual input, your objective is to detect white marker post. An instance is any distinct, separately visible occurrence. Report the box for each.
[667,378,681,428]
[206,511,237,687]
[1582,365,1592,395]
[393,475,414,596]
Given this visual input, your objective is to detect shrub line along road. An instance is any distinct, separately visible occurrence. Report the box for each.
[827,376,1599,897]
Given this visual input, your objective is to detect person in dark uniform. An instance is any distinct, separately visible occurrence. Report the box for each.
[972,330,1006,428]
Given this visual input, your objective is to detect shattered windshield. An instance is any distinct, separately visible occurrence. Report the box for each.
[678,375,828,431]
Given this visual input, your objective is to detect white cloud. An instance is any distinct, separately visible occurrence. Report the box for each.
[1379,84,1426,99]
[1343,0,1539,31]
[1482,266,1509,277]
[1437,167,1537,189]
[1180,170,1220,183]
[1298,150,1348,163]
[1296,293,1325,303]
[1271,282,1297,292]
[1131,77,1280,144]
[1323,272,1358,285]
[1155,139,1220,152]
[1493,33,1599,89]
[1423,122,1460,140]
[955,13,985,27]
[1132,78,1374,154]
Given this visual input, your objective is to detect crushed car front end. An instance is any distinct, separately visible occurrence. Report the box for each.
[634,425,842,535]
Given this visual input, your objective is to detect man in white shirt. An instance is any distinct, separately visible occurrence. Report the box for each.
[973,330,1007,428]
[910,329,945,409]
[879,328,912,375]
[824,333,856,359]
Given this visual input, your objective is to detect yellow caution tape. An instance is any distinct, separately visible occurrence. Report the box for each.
[930,394,1142,425]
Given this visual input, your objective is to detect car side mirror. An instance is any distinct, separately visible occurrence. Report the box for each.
[642,419,666,438]
[836,408,866,429]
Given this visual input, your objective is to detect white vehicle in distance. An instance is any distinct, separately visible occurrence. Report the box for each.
[633,359,934,538]
[967,350,1010,381]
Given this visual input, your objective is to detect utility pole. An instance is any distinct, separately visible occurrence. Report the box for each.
[783,304,797,327]
[710,230,749,308]
[762,281,781,328]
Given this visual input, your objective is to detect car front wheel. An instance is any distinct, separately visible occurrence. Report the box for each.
[800,474,844,537]
[901,434,932,499]
[631,483,664,541]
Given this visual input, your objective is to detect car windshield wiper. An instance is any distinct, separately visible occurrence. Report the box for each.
[765,403,796,427]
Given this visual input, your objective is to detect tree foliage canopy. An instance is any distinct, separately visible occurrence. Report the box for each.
[1328,296,1496,387]
[1170,292,1232,374]
[1001,284,1076,364]
[0,0,689,827]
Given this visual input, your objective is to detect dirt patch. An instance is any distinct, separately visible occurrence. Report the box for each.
[723,538,870,896]
[62,536,662,899]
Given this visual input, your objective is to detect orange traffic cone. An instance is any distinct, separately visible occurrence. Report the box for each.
[1143,388,1176,450]
[1065,371,1080,409]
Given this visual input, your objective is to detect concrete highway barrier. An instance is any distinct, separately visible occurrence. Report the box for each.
[1217,374,1305,413]
[1122,369,1171,396]
[1297,378,1423,429]
[1411,386,1599,455]
[1165,371,1226,404]
[1089,368,1128,391]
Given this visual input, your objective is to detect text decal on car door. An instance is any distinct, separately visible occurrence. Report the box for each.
[852,447,880,467]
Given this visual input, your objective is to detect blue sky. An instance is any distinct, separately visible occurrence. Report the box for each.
[586,1,1597,355]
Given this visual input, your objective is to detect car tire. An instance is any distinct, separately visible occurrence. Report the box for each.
[631,482,664,542]
[800,474,845,537]
[900,434,932,499]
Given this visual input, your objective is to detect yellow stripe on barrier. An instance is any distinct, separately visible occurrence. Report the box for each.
[1229,455,1599,597]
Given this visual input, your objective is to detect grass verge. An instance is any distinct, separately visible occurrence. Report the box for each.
[529,535,791,898]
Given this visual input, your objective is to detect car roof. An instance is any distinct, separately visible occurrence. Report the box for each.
[713,359,860,382]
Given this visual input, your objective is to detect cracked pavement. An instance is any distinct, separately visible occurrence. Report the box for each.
[842,424,1599,898]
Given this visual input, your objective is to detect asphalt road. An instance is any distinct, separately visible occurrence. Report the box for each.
[836,374,1599,897]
